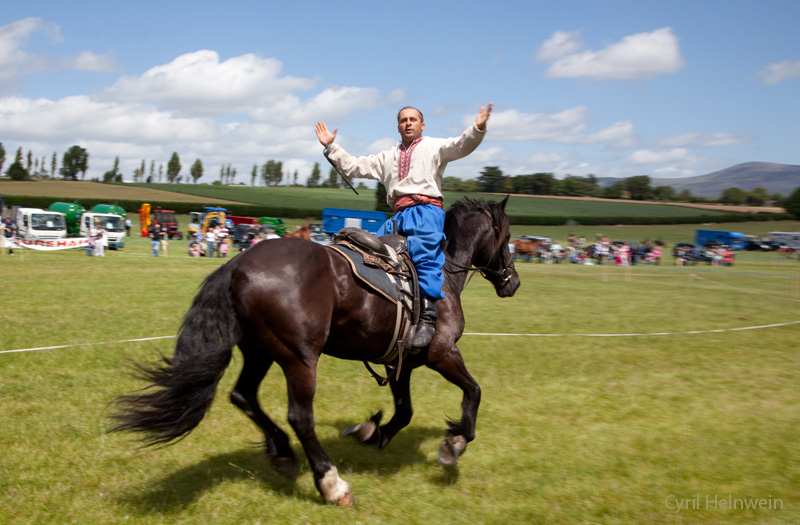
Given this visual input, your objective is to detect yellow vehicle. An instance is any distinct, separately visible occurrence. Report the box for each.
[187,207,231,239]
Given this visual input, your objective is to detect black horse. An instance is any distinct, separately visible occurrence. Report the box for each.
[111,196,520,505]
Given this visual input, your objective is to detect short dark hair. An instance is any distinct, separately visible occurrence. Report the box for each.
[397,106,424,123]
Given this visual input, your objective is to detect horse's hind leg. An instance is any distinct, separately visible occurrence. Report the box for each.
[283,360,355,506]
[425,344,481,466]
[230,351,297,477]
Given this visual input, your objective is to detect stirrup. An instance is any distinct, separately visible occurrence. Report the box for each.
[409,322,435,349]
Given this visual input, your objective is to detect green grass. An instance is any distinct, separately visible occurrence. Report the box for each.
[1,231,799,523]
[134,183,735,218]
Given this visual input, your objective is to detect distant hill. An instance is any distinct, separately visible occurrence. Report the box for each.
[600,162,800,198]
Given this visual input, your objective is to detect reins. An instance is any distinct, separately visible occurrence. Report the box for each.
[444,260,513,286]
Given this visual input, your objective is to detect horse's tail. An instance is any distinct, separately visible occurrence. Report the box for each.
[110,262,241,446]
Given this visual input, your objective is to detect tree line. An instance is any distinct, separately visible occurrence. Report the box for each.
[448,166,786,206]
[0,142,792,213]
[0,143,362,190]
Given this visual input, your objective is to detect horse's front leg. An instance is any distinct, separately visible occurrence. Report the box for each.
[424,343,481,466]
[343,360,416,449]
[283,361,355,506]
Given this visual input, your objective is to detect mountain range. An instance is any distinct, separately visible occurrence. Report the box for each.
[599,162,800,198]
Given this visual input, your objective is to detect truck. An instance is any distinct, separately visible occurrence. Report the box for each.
[322,208,386,235]
[229,215,286,236]
[768,232,800,249]
[187,207,233,238]
[258,217,287,237]
[91,203,127,218]
[152,209,183,240]
[695,229,747,250]
[227,215,259,226]
[48,202,86,236]
[80,212,126,249]
[14,207,68,240]
[49,201,126,249]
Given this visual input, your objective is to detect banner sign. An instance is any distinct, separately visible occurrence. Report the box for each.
[5,237,91,251]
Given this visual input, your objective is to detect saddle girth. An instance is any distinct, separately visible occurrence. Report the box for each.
[327,228,424,384]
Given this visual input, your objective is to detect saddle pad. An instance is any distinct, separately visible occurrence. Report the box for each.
[327,245,402,304]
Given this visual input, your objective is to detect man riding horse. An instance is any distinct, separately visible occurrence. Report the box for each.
[112,106,516,506]
[315,103,493,348]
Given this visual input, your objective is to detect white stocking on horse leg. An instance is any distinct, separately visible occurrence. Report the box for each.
[319,466,355,506]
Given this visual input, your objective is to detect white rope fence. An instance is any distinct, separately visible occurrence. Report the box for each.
[3,267,798,355]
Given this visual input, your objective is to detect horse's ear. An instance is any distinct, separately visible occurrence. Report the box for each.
[499,194,510,210]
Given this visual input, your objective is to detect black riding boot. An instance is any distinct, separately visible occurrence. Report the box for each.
[409,297,438,349]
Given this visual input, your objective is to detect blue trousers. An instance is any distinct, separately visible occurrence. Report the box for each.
[377,205,446,300]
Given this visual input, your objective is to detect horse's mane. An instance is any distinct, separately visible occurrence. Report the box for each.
[444,197,504,234]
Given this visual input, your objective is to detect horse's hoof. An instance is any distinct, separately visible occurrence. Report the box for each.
[272,456,298,478]
[438,435,467,467]
[335,491,357,507]
[342,412,382,443]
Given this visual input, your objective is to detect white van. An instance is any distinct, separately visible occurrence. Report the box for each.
[768,232,800,249]
[15,208,68,240]
[80,212,126,249]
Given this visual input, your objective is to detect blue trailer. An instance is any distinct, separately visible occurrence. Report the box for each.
[322,208,386,235]
[695,229,747,250]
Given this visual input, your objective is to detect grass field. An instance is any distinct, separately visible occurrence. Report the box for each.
[0,180,746,219]
[1,229,799,524]
[134,183,736,218]
[0,181,242,204]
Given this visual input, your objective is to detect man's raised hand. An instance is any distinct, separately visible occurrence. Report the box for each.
[315,122,338,148]
[475,103,493,131]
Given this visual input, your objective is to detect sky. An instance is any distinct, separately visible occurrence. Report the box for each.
[1,0,799,187]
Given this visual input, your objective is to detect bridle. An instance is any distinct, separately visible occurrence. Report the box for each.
[444,209,514,286]
[444,260,514,286]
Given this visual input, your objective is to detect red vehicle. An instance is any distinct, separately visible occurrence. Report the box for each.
[227,215,259,226]
[153,209,183,240]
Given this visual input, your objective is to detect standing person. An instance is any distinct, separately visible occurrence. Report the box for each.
[315,103,493,348]
[148,220,161,257]
[124,217,132,236]
[94,221,107,257]
[205,227,217,257]
[216,224,228,257]
[85,223,95,256]
[2,217,17,256]
[160,223,169,257]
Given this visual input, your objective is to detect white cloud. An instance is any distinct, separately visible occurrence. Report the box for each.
[105,50,317,116]
[626,148,692,164]
[539,27,685,80]
[0,18,116,84]
[0,95,215,143]
[655,132,752,148]
[250,86,384,125]
[64,51,119,72]
[0,18,52,81]
[535,30,583,62]
[755,59,800,85]
[653,165,697,178]
[0,40,403,183]
[485,107,634,146]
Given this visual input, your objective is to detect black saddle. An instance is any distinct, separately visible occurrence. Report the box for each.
[332,227,407,261]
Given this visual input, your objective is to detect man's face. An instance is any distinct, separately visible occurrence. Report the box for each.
[397,108,425,143]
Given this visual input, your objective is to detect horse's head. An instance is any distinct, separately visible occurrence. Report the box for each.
[444,195,520,298]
